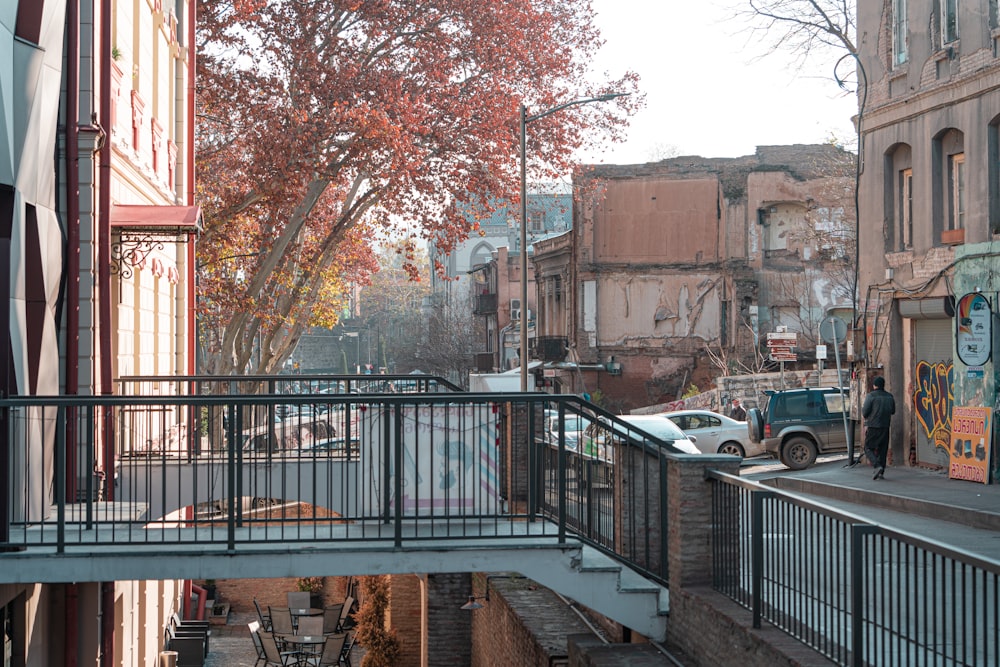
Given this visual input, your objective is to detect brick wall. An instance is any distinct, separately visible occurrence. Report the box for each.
[470,574,592,667]
[388,574,423,667]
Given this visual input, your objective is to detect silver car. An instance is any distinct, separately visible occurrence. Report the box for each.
[660,409,764,458]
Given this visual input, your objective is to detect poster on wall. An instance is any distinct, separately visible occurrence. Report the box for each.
[955,293,992,366]
[948,405,992,484]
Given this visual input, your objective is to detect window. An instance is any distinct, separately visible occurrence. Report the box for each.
[942,0,958,44]
[949,153,966,230]
[893,0,909,65]
[900,168,913,248]
[529,211,544,232]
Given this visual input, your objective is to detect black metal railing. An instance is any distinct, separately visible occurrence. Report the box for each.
[709,470,1000,666]
[0,381,683,587]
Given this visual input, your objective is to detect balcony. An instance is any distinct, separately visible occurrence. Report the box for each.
[473,292,498,315]
[536,336,568,362]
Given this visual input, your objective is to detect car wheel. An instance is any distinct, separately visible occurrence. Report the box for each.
[783,437,817,470]
[746,408,763,442]
[718,441,746,458]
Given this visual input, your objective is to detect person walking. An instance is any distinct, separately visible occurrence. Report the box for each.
[863,376,895,479]
[729,398,747,421]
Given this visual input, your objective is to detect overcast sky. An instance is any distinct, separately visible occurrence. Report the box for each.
[585,0,859,164]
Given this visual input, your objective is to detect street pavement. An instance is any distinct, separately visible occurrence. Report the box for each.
[742,453,1000,561]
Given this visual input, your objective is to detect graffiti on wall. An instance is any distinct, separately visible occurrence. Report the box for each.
[913,360,954,455]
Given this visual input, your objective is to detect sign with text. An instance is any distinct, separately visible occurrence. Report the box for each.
[948,405,992,485]
[956,293,992,366]
[767,332,798,362]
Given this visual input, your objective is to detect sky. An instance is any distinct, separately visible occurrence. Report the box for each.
[584,0,859,164]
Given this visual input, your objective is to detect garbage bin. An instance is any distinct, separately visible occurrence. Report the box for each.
[159,651,178,667]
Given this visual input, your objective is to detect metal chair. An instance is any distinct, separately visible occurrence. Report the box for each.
[337,596,355,632]
[248,621,266,667]
[287,591,312,609]
[254,597,272,631]
[296,615,324,636]
[339,633,356,667]
[258,630,301,666]
[268,606,295,636]
[322,604,344,634]
[303,633,346,667]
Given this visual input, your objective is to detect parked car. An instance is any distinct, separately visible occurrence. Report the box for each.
[661,409,763,458]
[597,414,701,455]
[746,386,857,470]
[544,412,592,451]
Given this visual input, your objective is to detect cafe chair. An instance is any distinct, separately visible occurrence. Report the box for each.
[303,633,346,667]
[339,633,357,667]
[254,597,273,631]
[296,615,324,636]
[322,604,344,634]
[258,630,301,666]
[337,596,356,632]
[248,621,266,667]
[287,591,312,609]
[268,606,295,636]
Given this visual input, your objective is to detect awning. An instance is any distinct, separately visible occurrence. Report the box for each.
[110,205,200,279]
[111,204,202,236]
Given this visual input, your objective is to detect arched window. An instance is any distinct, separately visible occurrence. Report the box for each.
[884,143,913,251]
[932,128,965,243]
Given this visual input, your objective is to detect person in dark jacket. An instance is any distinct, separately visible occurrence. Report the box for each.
[729,398,747,421]
[862,376,895,479]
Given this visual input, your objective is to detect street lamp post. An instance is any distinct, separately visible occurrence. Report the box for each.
[518,93,629,391]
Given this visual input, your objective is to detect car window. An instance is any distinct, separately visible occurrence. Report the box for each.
[704,415,721,427]
[772,394,810,418]
[672,416,690,430]
[823,393,850,414]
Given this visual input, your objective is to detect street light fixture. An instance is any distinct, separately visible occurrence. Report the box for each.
[518,92,630,391]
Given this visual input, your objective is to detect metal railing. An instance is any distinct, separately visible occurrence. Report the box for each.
[1,380,683,587]
[709,470,1000,666]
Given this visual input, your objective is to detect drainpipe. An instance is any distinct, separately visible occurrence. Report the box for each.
[186,0,197,375]
[65,3,80,664]
[99,0,115,663]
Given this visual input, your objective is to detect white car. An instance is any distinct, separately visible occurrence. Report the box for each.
[659,409,763,458]
[614,414,701,455]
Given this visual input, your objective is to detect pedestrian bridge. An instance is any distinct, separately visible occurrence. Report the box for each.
[5,375,999,664]
[0,375,698,640]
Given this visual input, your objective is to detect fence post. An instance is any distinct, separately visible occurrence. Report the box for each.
[750,488,774,628]
[851,524,877,667]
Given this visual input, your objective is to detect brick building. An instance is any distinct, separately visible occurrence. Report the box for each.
[856,0,1000,471]
[531,146,855,411]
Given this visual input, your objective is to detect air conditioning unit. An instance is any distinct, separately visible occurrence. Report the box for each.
[510,298,521,321]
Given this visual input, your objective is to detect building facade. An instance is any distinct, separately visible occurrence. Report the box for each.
[434,192,572,374]
[2,0,198,663]
[856,0,1000,472]
[533,146,855,411]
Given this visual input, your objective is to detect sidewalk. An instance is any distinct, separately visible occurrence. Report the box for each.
[747,456,1000,560]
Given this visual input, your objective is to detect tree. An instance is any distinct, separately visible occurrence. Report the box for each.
[734,0,856,70]
[354,575,400,667]
[195,0,639,376]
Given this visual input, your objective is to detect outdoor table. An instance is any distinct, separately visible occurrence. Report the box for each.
[280,634,327,663]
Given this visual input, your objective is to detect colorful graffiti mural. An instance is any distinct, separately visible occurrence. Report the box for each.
[913,360,954,455]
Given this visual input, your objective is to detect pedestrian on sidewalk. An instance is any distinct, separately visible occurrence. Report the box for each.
[729,398,747,421]
[863,376,895,480]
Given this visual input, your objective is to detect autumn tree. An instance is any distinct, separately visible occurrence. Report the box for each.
[195,0,639,376]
